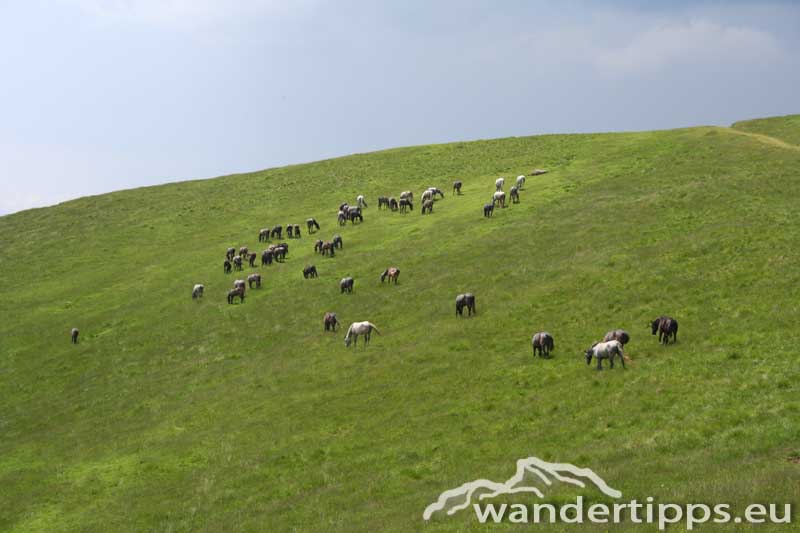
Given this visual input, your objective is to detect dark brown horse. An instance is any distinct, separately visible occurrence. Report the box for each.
[378,196,390,209]
[399,199,413,213]
[389,197,399,211]
[380,267,400,284]
[261,250,273,266]
[332,234,343,249]
[651,316,678,344]
[248,253,257,267]
[303,265,318,279]
[321,242,335,257]
[324,312,338,332]
[453,180,462,195]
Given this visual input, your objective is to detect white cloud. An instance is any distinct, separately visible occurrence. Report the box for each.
[593,19,783,73]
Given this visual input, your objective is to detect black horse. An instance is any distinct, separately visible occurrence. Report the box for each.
[332,234,343,249]
[340,276,354,293]
[456,293,476,317]
[224,259,232,274]
[303,265,318,279]
[307,218,320,234]
[651,316,678,344]
[453,181,462,195]
[261,250,273,266]
[270,225,283,239]
[483,204,494,218]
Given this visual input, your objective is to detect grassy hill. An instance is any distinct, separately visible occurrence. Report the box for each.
[1,116,799,531]
[733,114,800,147]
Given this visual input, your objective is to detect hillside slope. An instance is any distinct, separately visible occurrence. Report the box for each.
[1,118,799,531]
[733,114,800,147]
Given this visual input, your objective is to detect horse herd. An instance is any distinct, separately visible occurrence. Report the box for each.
[71,169,680,369]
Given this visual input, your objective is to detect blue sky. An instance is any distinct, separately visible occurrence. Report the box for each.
[1,0,798,214]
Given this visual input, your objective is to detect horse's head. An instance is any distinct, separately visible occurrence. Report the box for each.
[651,319,660,334]
[344,335,351,347]
[585,348,594,364]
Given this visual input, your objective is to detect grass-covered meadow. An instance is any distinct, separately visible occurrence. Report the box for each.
[1,117,799,531]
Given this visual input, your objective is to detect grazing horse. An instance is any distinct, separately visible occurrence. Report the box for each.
[532,332,554,358]
[233,256,243,271]
[261,250,273,266]
[344,321,380,348]
[247,273,261,288]
[239,246,249,258]
[258,228,270,242]
[421,189,433,204]
[389,197,399,211]
[378,196,390,210]
[399,199,413,213]
[421,199,434,214]
[347,207,363,224]
[380,267,400,284]
[273,244,287,262]
[226,247,236,261]
[293,224,302,238]
[71,328,79,344]
[303,265,318,279]
[248,253,257,267]
[603,329,630,346]
[483,203,494,218]
[271,225,283,239]
[357,195,367,208]
[224,259,232,274]
[192,284,204,299]
[493,191,506,208]
[585,340,625,370]
[307,218,320,234]
[340,276,354,293]
[233,279,247,295]
[429,187,445,199]
[321,241,335,257]
[455,293,476,317]
[332,234,343,249]
[337,211,347,226]
[495,177,505,191]
[285,225,294,238]
[314,239,324,253]
[516,175,526,190]
[651,316,678,344]
[509,186,520,204]
[227,287,245,304]
[453,180,462,195]
[324,312,338,332]
[400,191,413,202]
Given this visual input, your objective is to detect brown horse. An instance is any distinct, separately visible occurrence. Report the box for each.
[321,242,335,257]
[324,312,338,332]
[380,267,400,284]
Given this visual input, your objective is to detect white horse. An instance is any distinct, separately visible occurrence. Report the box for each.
[421,189,433,203]
[192,284,204,299]
[495,177,505,190]
[357,195,367,208]
[344,321,381,348]
[516,175,526,189]
[492,190,506,208]
[585,340,625,370]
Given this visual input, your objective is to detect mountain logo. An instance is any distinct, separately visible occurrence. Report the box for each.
[423,456,622,521]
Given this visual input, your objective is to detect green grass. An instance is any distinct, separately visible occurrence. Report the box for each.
[733,114,800,146]
[1,116,800,531]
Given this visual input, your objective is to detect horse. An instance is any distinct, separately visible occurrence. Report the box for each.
[247,273,261,288]
[531,332,554,358]
[381,267,400,284]
[483,203,494,218]
[495,177,505,191]
[332,234,343,249]
[378,196,389,210]
[340,276,354,293]
[456,293,476,317]
[516,175,526,190]
[510,186,520,204]
[429,187,445,199]
[651,316,678,344]
[324,312,338,332]
[585,340,625,370]
[400,191,413,202]
[233,256,243,271]
[344,321,380,348]
[233,279,247,296]
[314,239,324,253]
[248,253,257,267]
[71,328,79,344]
[227,287,245,304]
[270,225,283,239]
[303,265,318,279]
[307,218,320,234]
[493,191,506,208]
[421,199,434,214]
[285,225,294,238]
[453,181,462,195]
[337,211,347,226]
[321,242,335,257]
[273,244,287,262]
[226,247,236,260]
[293,224,301,238]
[399,199,413,213]
[421,189,433,204]
[603,329,630,346]
[261,250,273,266]
[224,259,232,274]
[239,246,249,258]
[357,195,368,208]
[258,228,270,242]
[347,207,363,224]
[192,284,204,299]
[389,197,399,211]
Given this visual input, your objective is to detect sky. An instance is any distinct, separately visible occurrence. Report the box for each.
[1,0,798,214]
